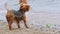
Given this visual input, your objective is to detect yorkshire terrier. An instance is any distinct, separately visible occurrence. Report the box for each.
[4,1,30,30]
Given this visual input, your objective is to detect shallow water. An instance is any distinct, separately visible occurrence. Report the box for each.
[0,0,60,12]
[0,0,60,28]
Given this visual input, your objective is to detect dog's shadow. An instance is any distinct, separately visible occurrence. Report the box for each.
[5,28,24,31]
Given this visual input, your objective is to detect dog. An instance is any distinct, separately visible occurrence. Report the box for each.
[4,3,30,30]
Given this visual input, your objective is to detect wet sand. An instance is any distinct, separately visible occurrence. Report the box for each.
[0,11,60,34]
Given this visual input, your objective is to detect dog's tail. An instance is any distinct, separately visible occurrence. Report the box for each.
[4,2,9,11]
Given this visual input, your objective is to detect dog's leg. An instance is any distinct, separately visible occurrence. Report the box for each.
[7,19,13,30]
[8,20,13,30]
[16,19,20,28]
[6,16,13,30]
[22,15,28,28]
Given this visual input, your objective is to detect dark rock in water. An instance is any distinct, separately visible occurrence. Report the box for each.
[40,28,43,31]
[58,25,60,27]
[52,30,55,32]
[54,24,56,26]
[58,31,60,33]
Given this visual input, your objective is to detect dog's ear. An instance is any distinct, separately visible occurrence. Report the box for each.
[19,0,27,4]
[25,5,30,11]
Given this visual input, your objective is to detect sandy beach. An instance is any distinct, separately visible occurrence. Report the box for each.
[0,11,60,34]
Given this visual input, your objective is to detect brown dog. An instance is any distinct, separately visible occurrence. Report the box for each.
[4,2,30,30]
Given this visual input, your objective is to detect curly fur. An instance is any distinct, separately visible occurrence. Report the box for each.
[4,2,29,30]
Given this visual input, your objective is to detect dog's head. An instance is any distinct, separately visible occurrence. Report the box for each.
[20,4,30,12]
[20,0,27,4]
